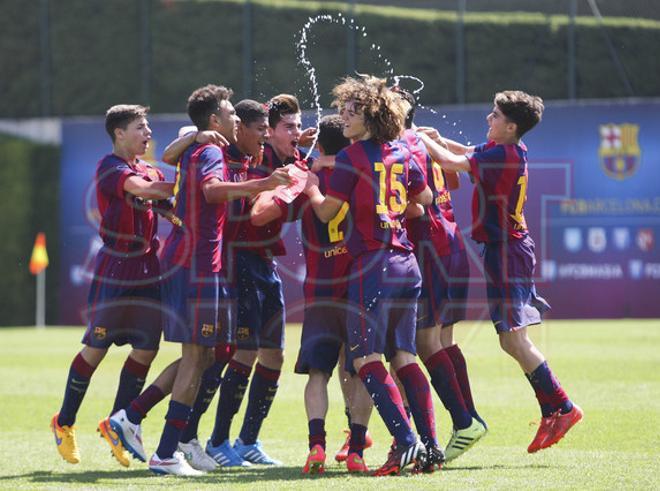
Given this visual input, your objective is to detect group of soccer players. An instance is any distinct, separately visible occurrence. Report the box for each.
[50,75,582,477]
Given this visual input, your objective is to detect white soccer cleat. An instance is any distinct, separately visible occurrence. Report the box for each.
[109,409,146,462]
[178,439,219,472]
[149,451,204,476]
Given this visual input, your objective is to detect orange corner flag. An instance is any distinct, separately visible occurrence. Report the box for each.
[29,232,49,275]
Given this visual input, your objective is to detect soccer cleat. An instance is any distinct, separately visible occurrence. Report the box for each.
[178,439,219,472]
[413,444,445,473]
[50,413,80,464]
[234,438,282,465]
[345,452,369,473]
[372,439,427,477]
[205,439,252,467]
[527,415,555,453]
[444,418,487,462]
[148,451,204,476]
[302,444,325,475]
[543,404,584,450]
[335,429,374,462]
[109,409,146,462]
[97,417,130,467]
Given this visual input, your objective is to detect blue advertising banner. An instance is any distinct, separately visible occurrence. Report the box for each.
[58,101,660,325]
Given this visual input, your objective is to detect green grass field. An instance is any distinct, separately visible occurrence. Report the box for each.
[1,320,659,490]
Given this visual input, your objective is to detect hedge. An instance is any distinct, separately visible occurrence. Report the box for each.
[0,135,60,325]
[1,0,659,118]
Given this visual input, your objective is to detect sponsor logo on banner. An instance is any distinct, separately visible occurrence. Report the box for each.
[629,260,643,279]
[557,263,623,279]
[613,228,630,251]
[564,228,582,252]
[588,227,607,253]
[541,260,557,281]
[645,263,660,279]
[599,123,640,180]
[637,228,655,252]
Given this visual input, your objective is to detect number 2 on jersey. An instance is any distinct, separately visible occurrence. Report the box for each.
[328,202,349,243]
[374,162,407,214]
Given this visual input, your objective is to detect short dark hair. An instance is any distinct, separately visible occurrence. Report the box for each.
[494,90,544,138]
[395,88,416,130]
[235,99,268,126]
[317,115,350,156]
[267,93,300,129]
[105,104,149,142]
[187,84,233,130]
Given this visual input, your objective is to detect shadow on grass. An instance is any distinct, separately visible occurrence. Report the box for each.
[444,463,553,472]
[0,465,368,484]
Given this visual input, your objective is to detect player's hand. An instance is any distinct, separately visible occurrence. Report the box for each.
[417,127,448,149]
[310,155,335,172]
[265,167,293,189]
[196,130,229,147]
[304,171,319,193]
[298,127,318,148]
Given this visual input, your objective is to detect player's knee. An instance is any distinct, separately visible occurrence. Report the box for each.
[233,349,257,367]
[499,332,523,358]
[258,348,283,369]
[129,348,158,365]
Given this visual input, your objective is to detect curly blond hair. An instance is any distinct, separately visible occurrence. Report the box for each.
[332,75,406,143]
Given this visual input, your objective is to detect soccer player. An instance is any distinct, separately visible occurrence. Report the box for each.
[303,75,435,476]
[418,90,583,453]
[102,98,284,473]
[396,88,487,463]
[206,94,312,467]
[250,114,374,474]
[108,85,288,476]
[51,104,174,467]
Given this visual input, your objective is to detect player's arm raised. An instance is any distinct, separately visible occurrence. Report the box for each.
[418,131,471,173]
[250,191,283,226]
[417,126,475,155]
[123,176,174,200]
[161,130,229,166]
[202,167,292,204]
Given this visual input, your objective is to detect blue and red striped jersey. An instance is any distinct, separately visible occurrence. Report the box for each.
[468,141,529,243]
[95,153,163,255]
[326,139,426,257]
[235,143,308,257]
[402,130,465,257]
[161,143,226,273]
[299,168,352,300]
[222,143,252,248]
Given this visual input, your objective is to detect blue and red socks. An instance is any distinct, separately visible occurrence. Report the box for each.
[526,361,573,417]
[348,423,367,457]
[308,418,326,450]
[180,343,235,444]
[155,400,192,459]
[397,363,437,447]
[445,344,486,427]
[358,361,415,448]
[238,363,281,444]
[424,349,472,430]
[58,353,97,427]
[111,356,150,415]
[210,359,251,446]
[125,385,166,425]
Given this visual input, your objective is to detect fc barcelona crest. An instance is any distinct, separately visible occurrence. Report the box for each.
[201,323,215,337]
[599,124,640,180]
